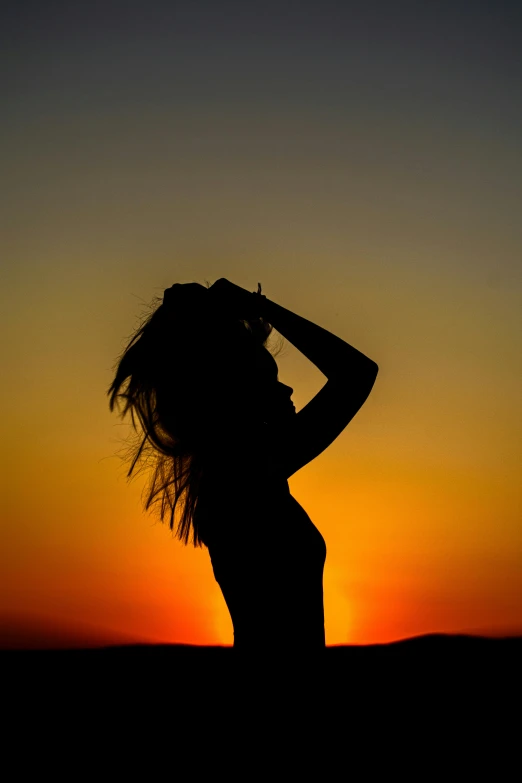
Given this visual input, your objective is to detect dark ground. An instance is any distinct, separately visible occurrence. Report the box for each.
[4,634,520,705]
[4,635,520,768]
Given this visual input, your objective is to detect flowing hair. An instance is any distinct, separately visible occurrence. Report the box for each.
[107,282,275,546]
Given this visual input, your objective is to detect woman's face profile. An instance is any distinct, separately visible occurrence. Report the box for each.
[250,347,295,425]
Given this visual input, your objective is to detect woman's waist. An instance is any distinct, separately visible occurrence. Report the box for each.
[208,541,326,584]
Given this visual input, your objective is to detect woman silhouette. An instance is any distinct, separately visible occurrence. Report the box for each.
[108,278,378,652]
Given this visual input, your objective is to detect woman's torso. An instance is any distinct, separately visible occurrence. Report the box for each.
[197,463,327,650]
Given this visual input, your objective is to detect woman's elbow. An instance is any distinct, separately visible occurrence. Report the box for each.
[335,358,378,386]
[364,360,379,381]
[363,361,378,393]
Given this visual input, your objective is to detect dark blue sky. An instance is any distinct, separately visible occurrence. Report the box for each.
[3,1,521,117]
[3,0,521,284]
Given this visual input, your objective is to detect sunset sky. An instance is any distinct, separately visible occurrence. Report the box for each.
[2,0,521,648]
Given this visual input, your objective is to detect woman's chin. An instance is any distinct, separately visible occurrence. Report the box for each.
[268,406,296,425]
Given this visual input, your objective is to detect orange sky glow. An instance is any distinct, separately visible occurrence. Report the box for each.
[2,2,521,648]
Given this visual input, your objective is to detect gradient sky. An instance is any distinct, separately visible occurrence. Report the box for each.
[2,0,521,647]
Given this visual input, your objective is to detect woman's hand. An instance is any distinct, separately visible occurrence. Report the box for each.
[163,282,208,309]
[208,278,263,320]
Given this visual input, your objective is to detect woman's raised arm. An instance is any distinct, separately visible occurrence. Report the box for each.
[260,292,378,477]
[259,293,377,382]
[208,279,379,478]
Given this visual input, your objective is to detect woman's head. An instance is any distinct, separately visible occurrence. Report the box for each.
[107,281,285,544]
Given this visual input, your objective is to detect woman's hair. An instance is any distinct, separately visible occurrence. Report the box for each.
[107,282,275,547]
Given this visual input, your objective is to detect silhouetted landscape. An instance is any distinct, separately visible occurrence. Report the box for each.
[5,634,520,700]
[5,633,519,762]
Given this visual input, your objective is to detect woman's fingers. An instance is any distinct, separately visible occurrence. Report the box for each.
[208,279,258,318]
[164,279,260,321]
[163,282,208,307]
